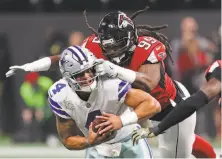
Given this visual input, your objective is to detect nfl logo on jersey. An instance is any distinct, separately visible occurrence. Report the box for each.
[64,101,74,110]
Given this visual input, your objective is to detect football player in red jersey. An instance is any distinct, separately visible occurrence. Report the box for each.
[6,7,216,158]
[132,60,221,158]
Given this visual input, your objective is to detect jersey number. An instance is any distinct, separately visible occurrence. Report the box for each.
[51,83,66,96]
[85,110,102,129]
[92,37,100,43]
[138,37,157,50]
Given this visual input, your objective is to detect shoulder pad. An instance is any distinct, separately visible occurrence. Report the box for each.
[146,43,167,63]
[101,77,131,102]
[48,79,71,119]
[129,36,166,70]
[81,34,106,59]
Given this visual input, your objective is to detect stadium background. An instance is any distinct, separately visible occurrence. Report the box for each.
[0,0,220,158]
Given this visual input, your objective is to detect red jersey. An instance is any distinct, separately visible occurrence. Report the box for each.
[204,60,221,82]
[82,34,177,109]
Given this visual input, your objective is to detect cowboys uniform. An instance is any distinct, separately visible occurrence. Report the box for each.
[48,46,153,158]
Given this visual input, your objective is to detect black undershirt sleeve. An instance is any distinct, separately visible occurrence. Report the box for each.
[153,90,209,135]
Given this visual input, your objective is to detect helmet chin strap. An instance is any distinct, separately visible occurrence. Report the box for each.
[80,80,97,92]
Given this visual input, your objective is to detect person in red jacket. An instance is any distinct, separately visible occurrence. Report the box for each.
[6,7,216,158]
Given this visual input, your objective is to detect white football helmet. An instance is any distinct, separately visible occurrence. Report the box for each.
[59,45,99,92]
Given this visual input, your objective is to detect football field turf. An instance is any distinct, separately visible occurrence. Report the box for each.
[0,146,220,158]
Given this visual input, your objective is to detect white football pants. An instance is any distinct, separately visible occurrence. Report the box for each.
[152,81,196,158]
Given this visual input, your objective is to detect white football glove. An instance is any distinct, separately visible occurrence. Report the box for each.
[131,127,156,146]
[6,64,34,77]
[94,59,118,78]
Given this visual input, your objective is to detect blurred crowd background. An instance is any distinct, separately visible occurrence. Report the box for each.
[0,0,220,147]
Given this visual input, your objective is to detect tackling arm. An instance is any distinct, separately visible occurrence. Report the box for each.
[117,62,161,92]
[6,55,60,77]
[99,41,165,92]
[95,42,164,92]
[133,63,161,92]
[96,60,161,92]
[153,77,221,136]
[50,55,61,64]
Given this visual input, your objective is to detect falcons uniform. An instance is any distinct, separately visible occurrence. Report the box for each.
[48,77,133,142]
[82,34,197,158]
[48,77,152,158]
[83,35,185,121]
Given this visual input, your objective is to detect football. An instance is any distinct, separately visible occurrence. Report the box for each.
[92,118,106,133]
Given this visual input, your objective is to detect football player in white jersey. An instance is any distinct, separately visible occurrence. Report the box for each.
[49,45,160,158]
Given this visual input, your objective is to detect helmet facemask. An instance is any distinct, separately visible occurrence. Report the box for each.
[64,64,100,93]
[70,66,99,92]
[102,31,137,66]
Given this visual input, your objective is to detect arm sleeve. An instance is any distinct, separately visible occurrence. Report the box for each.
[27,57,52,72]
[155,91,209,135]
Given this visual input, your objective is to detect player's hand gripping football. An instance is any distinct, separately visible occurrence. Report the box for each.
[131,127,156,146]
[87,122,112,146]
[95,113,122,135]
[6,64,33,77]
[94,59,118,78]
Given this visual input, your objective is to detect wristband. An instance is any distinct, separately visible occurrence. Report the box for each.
[120,111,138,126]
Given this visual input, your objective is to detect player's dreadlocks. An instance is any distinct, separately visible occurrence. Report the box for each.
[83,7,173,64]
[130,6,173,63]
[83,10,98,36]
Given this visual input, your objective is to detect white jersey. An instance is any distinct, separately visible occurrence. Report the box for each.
[48,76,136,144]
